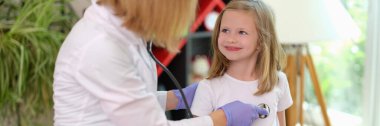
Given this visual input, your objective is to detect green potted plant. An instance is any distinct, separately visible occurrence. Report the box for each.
[0,0,77,125]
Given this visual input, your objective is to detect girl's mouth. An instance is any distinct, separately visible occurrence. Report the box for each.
[225,46,242,51]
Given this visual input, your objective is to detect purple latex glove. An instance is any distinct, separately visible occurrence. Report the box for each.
[219,101,269,126]
[173,83,199,110]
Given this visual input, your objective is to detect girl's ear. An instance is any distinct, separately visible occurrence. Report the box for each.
[257,41,263,51]
[256,47,261,53]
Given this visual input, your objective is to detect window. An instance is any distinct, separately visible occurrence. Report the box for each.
[306,0,367,125]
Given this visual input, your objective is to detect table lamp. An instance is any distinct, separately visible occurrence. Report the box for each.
[262,0,360,125]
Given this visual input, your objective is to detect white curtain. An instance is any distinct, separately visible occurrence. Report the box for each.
[363,0,380,125]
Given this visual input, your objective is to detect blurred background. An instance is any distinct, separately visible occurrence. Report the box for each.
[0,0,378,125]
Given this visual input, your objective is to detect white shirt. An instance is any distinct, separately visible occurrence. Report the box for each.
[191,72,293,126]
[53,1,212,126]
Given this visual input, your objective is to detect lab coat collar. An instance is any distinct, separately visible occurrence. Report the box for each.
[85,0,143,46]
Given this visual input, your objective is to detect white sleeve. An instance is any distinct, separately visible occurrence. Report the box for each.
[168,116,213,126]
[191,80,215,116]
[277,72,293,112]
[157,91,167,110]
[75,38,213,126]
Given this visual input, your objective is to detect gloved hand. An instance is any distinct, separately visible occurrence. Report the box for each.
[219,101,269,126]
[173,82,199,110]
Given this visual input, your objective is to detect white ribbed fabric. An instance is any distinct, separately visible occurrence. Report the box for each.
[363,0,380,125]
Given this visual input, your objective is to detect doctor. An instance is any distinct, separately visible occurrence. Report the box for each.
[53,0,267,125]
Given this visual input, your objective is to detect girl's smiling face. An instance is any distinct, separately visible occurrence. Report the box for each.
[218,10,260,63]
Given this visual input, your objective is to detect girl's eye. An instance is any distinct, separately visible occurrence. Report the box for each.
[239,31,248,35]
[221,28,229,33]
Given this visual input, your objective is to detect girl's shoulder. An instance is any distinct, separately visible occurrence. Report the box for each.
[201,75,225,84]
[277,71,290,88]
[198,76,226,89]
[277,71,287,81]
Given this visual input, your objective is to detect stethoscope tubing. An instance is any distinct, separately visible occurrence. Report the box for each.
[147,41,194,118]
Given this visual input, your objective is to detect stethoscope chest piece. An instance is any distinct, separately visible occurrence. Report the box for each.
[257,103,270,119]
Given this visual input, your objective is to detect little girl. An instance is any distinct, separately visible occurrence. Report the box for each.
[191,0,293,126]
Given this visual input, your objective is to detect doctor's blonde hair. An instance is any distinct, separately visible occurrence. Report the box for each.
[208,0,286,95]
[97,0,197,53]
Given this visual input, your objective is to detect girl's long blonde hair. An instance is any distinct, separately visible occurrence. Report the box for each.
[97,0,197,53]
[208,0,286,95]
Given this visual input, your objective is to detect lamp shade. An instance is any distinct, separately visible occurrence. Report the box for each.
[264,0,360,44]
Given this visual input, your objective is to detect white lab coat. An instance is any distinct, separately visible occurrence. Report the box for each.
[53,1,213,126]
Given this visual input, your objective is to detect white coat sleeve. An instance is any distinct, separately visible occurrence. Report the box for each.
[156,91,167,110]
[74,36,213,126]
[158,92,213,126]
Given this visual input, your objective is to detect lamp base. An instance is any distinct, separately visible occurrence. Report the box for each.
[283,44,331,126]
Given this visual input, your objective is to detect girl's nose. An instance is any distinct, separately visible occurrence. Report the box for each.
[226,33,237,43]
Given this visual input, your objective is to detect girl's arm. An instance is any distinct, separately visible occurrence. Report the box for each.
[277,111,286,126]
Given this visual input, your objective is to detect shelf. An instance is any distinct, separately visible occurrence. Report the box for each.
[153,0,225,76]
